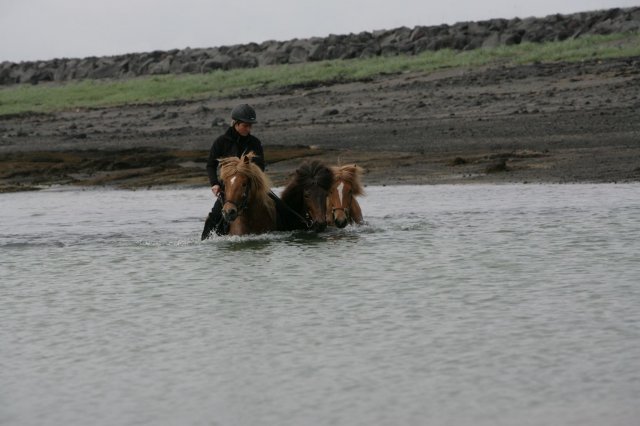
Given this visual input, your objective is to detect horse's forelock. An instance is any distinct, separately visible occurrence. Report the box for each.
[218,156,240,181]
[332,164,365,196]
[282,160,334,205]
[219,154,272,197]
[295,160,333,190]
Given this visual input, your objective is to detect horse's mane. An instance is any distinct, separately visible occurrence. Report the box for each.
[219,152,275,220]
[287,160,334,190]
[281,160,334,209]
[331,164,365,196]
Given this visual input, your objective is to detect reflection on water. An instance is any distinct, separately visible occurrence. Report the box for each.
[1,184,640,426]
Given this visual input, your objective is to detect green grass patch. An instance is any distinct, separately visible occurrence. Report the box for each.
[1,32,639,116]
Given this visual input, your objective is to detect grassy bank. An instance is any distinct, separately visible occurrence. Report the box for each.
[1,32,639,116]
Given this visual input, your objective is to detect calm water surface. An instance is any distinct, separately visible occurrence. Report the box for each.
[1,184,639,426]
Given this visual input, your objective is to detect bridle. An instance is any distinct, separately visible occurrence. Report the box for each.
[222,176,251,216]
[332,205,351,222]
[302,210,316,229]
[303,185,334,230]
[300,197,318,230]
[330,182,353,221]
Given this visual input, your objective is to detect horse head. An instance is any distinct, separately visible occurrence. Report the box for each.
[328,164,365,228]
[219,153,276,233]
[282,160,334,232]
[221,171,251,223]
[303,183,330,232]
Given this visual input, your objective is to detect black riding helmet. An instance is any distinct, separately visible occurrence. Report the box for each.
[231,104,257,123]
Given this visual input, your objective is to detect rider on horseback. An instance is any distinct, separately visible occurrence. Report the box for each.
[201,104,264,239]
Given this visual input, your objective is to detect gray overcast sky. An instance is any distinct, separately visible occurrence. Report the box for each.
[1,0,638,62]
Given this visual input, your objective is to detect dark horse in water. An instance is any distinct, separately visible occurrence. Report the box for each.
[279,160,334,232]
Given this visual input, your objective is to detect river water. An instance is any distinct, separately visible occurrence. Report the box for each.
[1,184,639,426]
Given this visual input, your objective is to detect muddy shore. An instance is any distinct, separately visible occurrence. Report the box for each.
[1,56,639,192]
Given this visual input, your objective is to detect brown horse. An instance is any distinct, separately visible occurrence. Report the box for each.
[218,153,277,235]
[327,164,365,228]
[280,160,334,232]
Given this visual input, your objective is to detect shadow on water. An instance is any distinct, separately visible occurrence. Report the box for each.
[222,238,277,252]
[216,231,329,251]
[203,227,366,251]
[288,227,365,247]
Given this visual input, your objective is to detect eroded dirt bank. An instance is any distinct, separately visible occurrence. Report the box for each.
[1,56,639,192]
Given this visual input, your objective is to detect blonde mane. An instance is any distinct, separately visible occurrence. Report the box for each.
[219,152,275,221]
[331,164,365,196]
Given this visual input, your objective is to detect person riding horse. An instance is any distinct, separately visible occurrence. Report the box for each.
[200,104,326,239]
[201,104,264,239]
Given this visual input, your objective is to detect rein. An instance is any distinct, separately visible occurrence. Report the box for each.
[269,190,314,230]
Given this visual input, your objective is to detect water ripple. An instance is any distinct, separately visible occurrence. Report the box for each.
[1,184,640,426]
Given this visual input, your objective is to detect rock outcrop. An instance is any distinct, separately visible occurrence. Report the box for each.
[1,7,639,85]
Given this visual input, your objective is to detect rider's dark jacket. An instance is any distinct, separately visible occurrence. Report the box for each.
[206,126,265,187]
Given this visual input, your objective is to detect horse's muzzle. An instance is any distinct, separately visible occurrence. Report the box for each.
[311,221,327,232]
[222,207,237,222]
[334,217,348,228]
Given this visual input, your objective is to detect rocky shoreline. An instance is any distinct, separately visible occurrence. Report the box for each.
[2,7,639,85]
[2,54,639,192]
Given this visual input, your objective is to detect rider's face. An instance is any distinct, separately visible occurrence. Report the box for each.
[234,122,252,136]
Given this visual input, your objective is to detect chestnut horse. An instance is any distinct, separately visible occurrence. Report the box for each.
[280,160,334,232]
[327,164,365,228]
[218,153,277,235]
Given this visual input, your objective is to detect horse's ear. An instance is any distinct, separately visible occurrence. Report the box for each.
[243,155,250,164]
